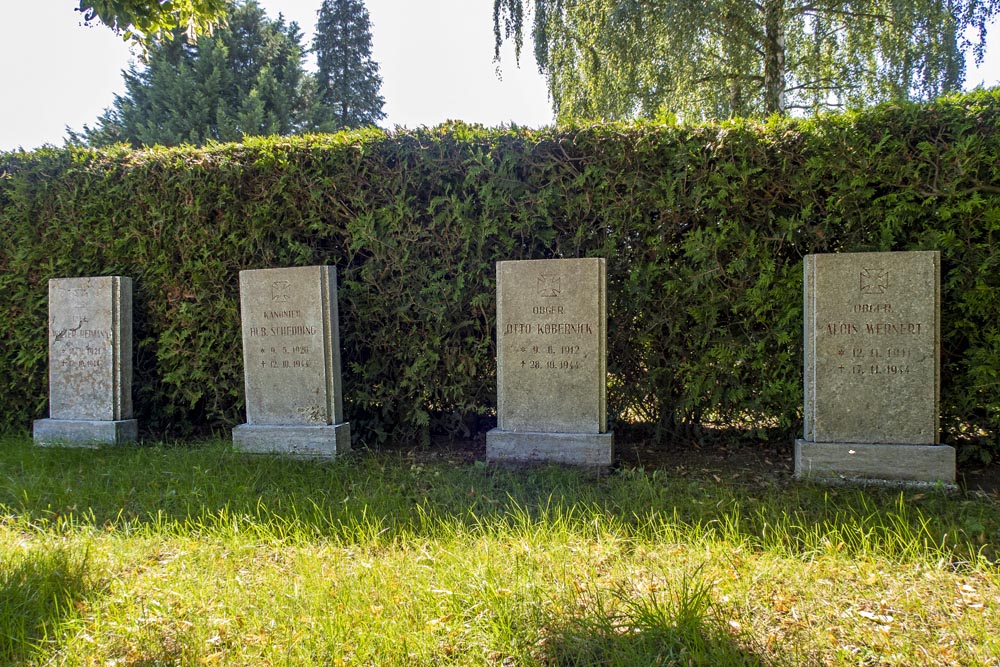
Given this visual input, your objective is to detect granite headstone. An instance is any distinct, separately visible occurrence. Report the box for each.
[795,251,954,483]
[487,258,613,466]
[33,276,137,446]
[232,265,350,458]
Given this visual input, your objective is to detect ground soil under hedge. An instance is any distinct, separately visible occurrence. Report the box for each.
[400,432,1000,499]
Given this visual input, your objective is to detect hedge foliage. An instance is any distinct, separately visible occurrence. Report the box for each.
[1,90,999,459]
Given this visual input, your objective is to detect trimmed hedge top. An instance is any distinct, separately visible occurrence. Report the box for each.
[2,90,998,459]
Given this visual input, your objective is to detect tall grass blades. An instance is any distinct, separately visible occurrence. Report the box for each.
[539,567,767,666]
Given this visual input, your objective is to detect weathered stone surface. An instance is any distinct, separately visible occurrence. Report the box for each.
[34,276,136,447]
[232,423,350,459]
[804,251,940,445]
[34,418,138,448]
[46,276,133,421]
[795,440,956,484]
[797,251,951,484]
[486,430,613,467]
[238,266,344,426]
[488,258,612,466]
[495,258,607,433]
[234,266,350,458]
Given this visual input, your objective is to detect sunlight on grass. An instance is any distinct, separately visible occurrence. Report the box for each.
[1,435,997,665]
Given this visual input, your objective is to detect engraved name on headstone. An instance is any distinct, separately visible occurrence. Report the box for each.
[34,276,137,446]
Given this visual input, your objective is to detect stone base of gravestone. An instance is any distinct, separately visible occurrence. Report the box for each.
[486,429,613,467]
[33,418,138,447]
[795,440,955,484]
[232,423,350,460]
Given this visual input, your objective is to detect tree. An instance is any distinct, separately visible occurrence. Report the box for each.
[77,0,228,47]
[79,1,307,147]
[309,0,386,131]
[493,0,999,120]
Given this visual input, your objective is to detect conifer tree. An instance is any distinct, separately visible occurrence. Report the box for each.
[80,1,307,147]
[310,0,385,131]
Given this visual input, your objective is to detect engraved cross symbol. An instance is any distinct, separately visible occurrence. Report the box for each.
[537,274,561,298]
[859,268,889,295]
[271,280,291,303]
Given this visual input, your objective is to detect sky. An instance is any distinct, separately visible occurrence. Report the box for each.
[1,1,999,152]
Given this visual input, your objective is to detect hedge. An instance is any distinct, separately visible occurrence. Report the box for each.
[1,90,998,460]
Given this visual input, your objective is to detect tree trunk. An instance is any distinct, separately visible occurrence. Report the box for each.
[942,0,962,94]
[762,0,786,115]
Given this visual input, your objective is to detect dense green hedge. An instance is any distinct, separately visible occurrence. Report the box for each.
[2,91,999,459]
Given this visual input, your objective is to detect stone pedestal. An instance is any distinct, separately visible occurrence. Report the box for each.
[34,418,138,448]
[486,258,613,467]
[795,251,953,484]
[233,265,350,458]
[795,440,955,484]
[232,423,350,460]
[486,430,613,467]
[33,276,136,447]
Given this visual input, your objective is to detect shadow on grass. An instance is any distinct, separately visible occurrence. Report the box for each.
[536,572,771,667]
[1,435,996,567]
[0,545,94,664]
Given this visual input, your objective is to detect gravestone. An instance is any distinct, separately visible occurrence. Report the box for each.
[795,250,954,483]
[487,258,613,466]
[232,265,350,458]
[33,276,137,446]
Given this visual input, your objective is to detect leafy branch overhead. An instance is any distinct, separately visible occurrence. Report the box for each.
[493,0,1000,120]
[78,0,229,45]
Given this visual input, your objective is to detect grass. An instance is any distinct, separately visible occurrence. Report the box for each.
[0,435,998,666]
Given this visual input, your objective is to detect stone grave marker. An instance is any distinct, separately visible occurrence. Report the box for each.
[795,250,954,483]
[232,265,350,458]
[33,276,137,446]
[486,257,613,466]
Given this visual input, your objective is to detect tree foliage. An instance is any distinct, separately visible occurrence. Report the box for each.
[310,0,386,131]
[494,0,999,120]
[78,1,308,147]
[78,0,228,46]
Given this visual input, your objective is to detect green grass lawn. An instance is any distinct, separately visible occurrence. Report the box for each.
[1,435,997,666]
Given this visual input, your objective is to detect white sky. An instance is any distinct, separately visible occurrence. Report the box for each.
[2,1,999,152]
